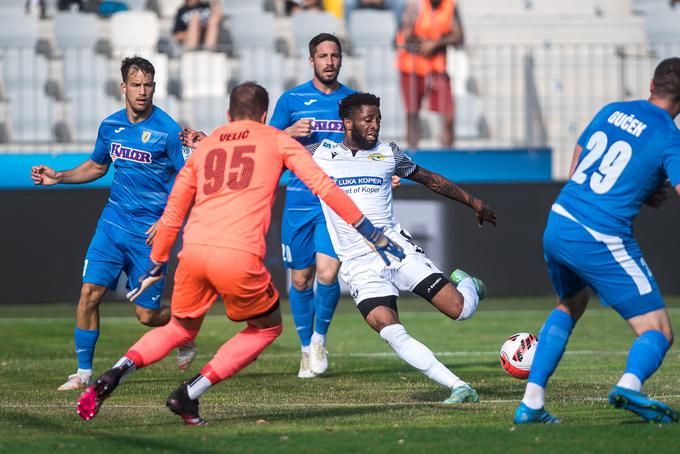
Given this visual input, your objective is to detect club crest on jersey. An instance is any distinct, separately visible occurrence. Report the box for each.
[141,130,152,143]
[368,152,385,161]
[110,142,152,163]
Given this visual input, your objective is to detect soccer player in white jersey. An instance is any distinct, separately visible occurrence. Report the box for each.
[312,92,496,403]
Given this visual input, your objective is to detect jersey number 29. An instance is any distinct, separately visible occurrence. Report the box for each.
[571,130,632,194]
[203,145,255,194]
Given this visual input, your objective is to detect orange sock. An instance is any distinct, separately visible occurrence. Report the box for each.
[126,318,199,368]
[200,324,283,384]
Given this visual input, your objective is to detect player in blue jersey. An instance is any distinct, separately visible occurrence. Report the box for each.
[31,57,197,391]
[269,33,357,378]
[514,58,680,424]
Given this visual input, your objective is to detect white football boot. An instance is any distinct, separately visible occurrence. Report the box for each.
[309,340,328,375]
[176,341,197,371]
[297,351,316,378]
[58,371,91,391]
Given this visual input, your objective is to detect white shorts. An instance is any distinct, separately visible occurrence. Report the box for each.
[340,230,443,304]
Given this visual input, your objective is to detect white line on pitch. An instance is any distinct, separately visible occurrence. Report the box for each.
[5,395,680,410]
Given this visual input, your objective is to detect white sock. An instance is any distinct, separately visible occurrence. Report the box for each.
[187,374,213,400]
[617,373,642,392]
[76,368,92,378]
[112,356,137,383]
[301,345,310,354]
[521,382,545,410]
[379,324,463,389]
[456,278,479,321]
[311,332,326,346]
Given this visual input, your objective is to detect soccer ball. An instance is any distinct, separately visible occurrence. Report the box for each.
[499,332,538,379]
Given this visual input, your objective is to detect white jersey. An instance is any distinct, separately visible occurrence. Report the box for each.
[311,139,418,261]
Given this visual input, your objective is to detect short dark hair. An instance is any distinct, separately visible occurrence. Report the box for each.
[308,33,342,58]
[121,56,155,83]
[339,92,381,120]
[228,82,269,120]
[652,57,680,102]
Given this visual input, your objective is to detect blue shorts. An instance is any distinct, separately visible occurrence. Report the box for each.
[83,220,166,310]
[543,205,664,320]
[281,207,337,270]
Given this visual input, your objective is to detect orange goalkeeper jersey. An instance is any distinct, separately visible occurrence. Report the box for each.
[151,119,363,262]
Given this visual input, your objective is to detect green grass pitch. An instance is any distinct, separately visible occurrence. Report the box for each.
[1,297,679,453]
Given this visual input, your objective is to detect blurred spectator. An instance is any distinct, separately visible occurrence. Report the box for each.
[25,0,47,18]
[286,0,323,15]
[396,0,463,149]
[343,0,406,27]
[57,0,84,10]
[173,0,222,51]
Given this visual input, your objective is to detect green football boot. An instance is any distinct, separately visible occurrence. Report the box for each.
[450,269,487,300]
[443,384,480,404]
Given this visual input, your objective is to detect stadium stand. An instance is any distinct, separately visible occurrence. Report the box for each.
[0,0,677,178]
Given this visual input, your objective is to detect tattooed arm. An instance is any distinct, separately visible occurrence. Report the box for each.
[407,166,496,226]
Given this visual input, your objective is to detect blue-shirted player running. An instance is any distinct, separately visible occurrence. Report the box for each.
[269,33,356,378]
[31,57,197,390]
[514,58,680,424]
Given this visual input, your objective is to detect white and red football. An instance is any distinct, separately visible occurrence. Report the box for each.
[499,332,538,379]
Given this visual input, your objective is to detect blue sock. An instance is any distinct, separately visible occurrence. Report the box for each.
[624,330,670,385]
[289,286,314,347]
[527,309,575,388]
[74,327,99,370]
[313,281,340,336]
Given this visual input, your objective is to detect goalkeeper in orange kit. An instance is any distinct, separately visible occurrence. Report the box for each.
[76,82,405,425]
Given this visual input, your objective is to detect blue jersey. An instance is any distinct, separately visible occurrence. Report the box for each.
[556,100,680,235]
[269,80,355,209]
[90,106,189,236]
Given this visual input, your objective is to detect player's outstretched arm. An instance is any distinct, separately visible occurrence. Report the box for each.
[407,166,496,226]
[31,160,108,186]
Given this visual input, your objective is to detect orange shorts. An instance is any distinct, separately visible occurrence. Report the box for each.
[171,244,279,322]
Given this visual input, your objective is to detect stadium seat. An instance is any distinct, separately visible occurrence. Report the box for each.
[148,0,184,19]
[290,11,342,57]
[229,12,278,50]
[178,51,231,99]
[184,96,228,134]
[125,0,149,11]
[5,88,58,143]
[221,0,265,16]
[54,13,112,94]
[69,87,120,143]
[110,11,160,53]
[0,0,27,14]
[348,10,396,46]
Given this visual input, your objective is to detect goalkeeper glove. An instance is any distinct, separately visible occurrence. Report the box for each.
[353,216,405,266]
[127,259,165,302]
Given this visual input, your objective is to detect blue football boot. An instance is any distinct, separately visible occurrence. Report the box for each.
[513,402,561,424]
[608,385,679,423]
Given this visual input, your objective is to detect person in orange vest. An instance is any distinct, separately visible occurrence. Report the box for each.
[396,0,463,149]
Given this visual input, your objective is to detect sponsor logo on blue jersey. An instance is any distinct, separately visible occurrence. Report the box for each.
[311,119,344,133]
[110,142,152,164]
[334,176,383,187]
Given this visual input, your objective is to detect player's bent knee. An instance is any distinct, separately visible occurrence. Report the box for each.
[315,268,338,286]
[290,269,314,291]
[135,305,170,327]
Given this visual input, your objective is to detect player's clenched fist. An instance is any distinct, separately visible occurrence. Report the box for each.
[31,165,60,186]
[286,118,313,138]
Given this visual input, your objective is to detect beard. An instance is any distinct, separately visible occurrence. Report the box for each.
[315,67,339,86]
[351,127,378,150]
